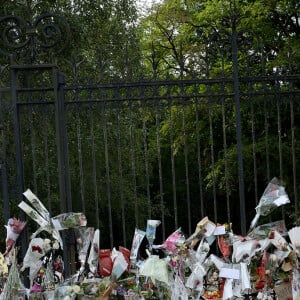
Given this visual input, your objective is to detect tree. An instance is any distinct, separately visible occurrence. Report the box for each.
[138,0,300,231]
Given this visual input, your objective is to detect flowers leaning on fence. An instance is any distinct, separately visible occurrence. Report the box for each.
[1,179,299,300]
[4,217,26,265]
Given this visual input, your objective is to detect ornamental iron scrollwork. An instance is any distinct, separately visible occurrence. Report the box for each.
[0,13,71,62]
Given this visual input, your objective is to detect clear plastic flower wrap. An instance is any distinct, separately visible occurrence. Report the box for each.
[195,237,210,264]
[186,217,216,249]
[0,252,8,276]
[162,228,185,254]
[288,226,300,249]
[42,259,56,292]
[111,248,128,281]
[74,227,94,274]
[222,278,233,300]
[0,250,27,300]
[130,228,145,264]
[250,177,290,229]
[52,212,87,230]
[18,197,63,249]
[232,239,260,263]
[145,220,161,249]
[240,262,251,293]
[21,237,52,283]
[248,220,287,239]
[23,189,51,223]
[217,235,231,260]
[292,268,300,300]
[87,229,99,275]
[139,255,169,285]
[169,275,189,299]
[54,284,80,300]
[185,262,206,292]
[4,217,26,263]
[20,189,88,252]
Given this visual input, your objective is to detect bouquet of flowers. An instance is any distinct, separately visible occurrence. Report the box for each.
[288,226,300,249]
[87,229,100,275]
[4,217,26,264]
[250,178,290,229]
[21,237,52,283]
[74,227,94,276]
[145,220,161,250]
[0,250,27,300]
[0,252,8,277]
[52,213,87,230]
[19,189,63,248]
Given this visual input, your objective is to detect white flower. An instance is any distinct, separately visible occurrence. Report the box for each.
[53,240,60,250]
[72,285,81,293]
[43,239,52,252]
[66,286,73,292]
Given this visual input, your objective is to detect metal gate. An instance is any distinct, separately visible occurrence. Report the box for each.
[1,12,300,277]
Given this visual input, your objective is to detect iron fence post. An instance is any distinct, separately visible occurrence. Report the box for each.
[0,109,10,223]
[10,55,30,286]
[53,68,73,277]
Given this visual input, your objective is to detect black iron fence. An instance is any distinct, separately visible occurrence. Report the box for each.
[1,69,299,239]
[0,12,300,278]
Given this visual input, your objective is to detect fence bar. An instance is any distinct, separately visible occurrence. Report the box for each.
[182,101,191,235]
[10,59,28,263]
[231,20,246,235]
[222,98,231,223]
[290,98,298,214]
[29,105,38,193]
[142,101,152,220]
[0,92,10,223]
[194,94,204,220]
[168,101,178,229]
[129,101,139,228]
[89,107,100,230]
[76,104,86,214]
[41,102,52,211]
[116,106,126,246]
[208,95,217,224]
[101,103,114,248]
[155,102,165,240]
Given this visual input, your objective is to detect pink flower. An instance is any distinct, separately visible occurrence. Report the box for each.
[30,282,43,293]
[8,217,27,234]
[5,217,26,253]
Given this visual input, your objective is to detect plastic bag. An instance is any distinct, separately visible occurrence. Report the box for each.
[111,248,128,280]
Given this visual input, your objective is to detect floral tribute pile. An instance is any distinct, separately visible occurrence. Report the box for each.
[0,177,300,300]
